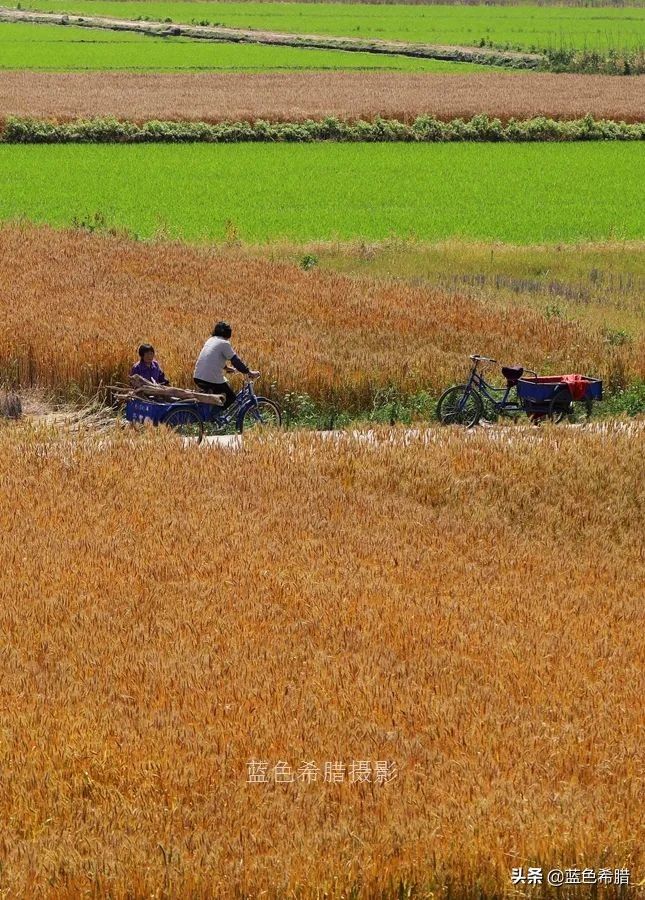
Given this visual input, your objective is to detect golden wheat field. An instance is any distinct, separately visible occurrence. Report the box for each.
[0,422,642,897]
[0,225,641,406]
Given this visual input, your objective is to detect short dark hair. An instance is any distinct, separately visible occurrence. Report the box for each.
[138,343,155,358]
[212,321,232,340]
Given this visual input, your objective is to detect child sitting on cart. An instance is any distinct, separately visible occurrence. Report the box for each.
[130,343,170,386]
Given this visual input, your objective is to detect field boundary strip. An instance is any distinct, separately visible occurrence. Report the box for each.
[0,6,544,69]
[2,114,643,142]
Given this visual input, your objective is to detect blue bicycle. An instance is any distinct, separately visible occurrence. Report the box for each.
[125,374,282,442]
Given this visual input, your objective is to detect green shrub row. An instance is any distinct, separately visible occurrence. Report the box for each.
[2,114,644,144]
[543,48,645,75]
[272,382,645,429]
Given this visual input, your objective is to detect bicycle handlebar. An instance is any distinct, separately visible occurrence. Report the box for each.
[226,369,260,381]
[470,355,497,365]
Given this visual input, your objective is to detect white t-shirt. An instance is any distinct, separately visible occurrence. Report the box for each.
[194,336,235,384]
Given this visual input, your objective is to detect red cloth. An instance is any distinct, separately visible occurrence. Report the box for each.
[562,374,589,401]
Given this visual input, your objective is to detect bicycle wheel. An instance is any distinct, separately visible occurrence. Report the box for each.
[548,386,593,424]
[162,406,204,443]
[237,399,282,434]
[436,385,483,427]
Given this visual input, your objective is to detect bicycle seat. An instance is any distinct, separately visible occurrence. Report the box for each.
[501,366,524,385]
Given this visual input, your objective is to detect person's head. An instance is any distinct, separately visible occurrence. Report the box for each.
[138,343,155,365]
[212,321,232,340]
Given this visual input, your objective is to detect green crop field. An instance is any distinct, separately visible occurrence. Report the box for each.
[8,0,645,51]
[0,22,490,69]
[0,143,642,244]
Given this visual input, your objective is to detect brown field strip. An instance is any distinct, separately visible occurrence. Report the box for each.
[1,71,644,124]
[0,423,642,896]
[0,225,642,403]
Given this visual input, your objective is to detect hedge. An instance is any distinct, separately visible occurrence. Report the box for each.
[2,114,644,144]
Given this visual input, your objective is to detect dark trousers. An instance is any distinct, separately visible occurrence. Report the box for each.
[194,378,237,409]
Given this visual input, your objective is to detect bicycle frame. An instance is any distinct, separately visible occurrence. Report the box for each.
[456,356,537,417]
[204,376,260,429]
[462,363,521,415]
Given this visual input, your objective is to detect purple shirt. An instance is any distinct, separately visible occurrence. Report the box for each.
[130,360,169,384]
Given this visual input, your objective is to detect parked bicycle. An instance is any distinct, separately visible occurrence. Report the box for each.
[436,355,602,427]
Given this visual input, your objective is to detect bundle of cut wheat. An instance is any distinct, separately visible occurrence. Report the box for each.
[111,374,225,406]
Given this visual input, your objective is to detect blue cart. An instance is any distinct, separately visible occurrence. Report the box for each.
[124,377,282,442]
[517,374,603,421]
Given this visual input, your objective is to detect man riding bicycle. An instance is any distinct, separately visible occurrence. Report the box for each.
[194,321,260,409]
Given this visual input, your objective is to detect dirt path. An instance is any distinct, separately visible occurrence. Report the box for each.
[0,6,544,68]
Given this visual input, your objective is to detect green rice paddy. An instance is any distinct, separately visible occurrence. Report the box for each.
[0,143,641,244]
[0,21,490,69]
[8,0,645,51]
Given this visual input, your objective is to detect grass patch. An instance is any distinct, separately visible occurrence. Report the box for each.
[9,0,645,52]
[0,143,642,244]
